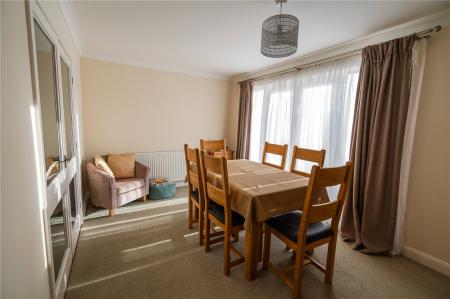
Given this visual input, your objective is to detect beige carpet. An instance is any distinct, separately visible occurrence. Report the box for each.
[66,187,450,299]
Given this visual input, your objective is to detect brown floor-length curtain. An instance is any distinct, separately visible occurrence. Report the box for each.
[340,36,416,253]
[236,80,253,159]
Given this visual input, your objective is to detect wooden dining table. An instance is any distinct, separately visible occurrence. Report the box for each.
[224,159,310,281]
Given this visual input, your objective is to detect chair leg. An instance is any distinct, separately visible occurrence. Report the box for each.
[205,216,211,252]
[108,208,115,217]
[224,230,231,276]
[262,224,271,270]
[188,197,193,229]
[198,205,204,246]
[193,204,199,221]
[325,236,338,284]
[292,248,305,299]
[142,195,147,202]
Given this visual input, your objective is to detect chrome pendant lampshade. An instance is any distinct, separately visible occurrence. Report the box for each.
[261,0,299,58]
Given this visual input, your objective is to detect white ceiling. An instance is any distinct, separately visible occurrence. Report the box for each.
[67,1,450,79]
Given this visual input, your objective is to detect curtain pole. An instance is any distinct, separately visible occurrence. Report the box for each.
[242,25,441,84]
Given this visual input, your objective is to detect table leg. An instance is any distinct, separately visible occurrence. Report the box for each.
[244,220,262,281]
[257,226,263,262]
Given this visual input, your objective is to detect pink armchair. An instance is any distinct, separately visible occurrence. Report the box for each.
[86,157,150,216]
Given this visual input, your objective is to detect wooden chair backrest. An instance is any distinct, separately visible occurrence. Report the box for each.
[183,144,204,195]
[297,162,353,244]
[200,139,227,156]
[200,151,233,225]
[290,146,326,177]
[262,142,288,170]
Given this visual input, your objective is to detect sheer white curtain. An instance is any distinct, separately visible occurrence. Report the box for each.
[250,55,361,174]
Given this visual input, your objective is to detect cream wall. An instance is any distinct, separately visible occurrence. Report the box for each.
[403,27,450,267]
[81,58,232,159]
[1,1,83,298]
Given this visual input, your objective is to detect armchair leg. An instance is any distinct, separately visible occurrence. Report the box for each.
[109,208,115,217]
[142,195,147,202]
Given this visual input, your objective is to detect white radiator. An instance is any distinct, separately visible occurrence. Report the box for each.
[136,151,186,184]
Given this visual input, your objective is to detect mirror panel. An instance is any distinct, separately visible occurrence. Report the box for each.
[49,200,68,277]
[60,59,73,162]
[34,21,61,184]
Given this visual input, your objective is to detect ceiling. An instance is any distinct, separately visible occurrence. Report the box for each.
[67,1,450,79]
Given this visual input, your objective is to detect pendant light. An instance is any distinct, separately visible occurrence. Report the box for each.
[261,0,299,58]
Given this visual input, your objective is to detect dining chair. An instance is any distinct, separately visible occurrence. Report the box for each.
[290,146,326,177]
[200,138,227,156]
[287,146,328,253]
[183,144,205,246]
[262,162,353,299]
[200,152,245,276]
[262,141,288,170]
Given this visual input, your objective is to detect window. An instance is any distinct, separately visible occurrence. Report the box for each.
[249,55,361,171]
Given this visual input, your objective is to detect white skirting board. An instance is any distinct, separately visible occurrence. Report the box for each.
[402,245,450,277]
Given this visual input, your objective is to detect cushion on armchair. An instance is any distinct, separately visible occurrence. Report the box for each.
[95,155,114,177]
[107,153,135,178]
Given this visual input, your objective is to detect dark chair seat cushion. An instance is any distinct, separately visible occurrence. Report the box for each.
[266,211,332,244]
[208,200,245,227]
[191,190,200,203]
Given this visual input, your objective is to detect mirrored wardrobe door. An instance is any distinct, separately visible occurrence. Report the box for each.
[27,2,83,297]
[58,55,83,250]
[33,19,72,296]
